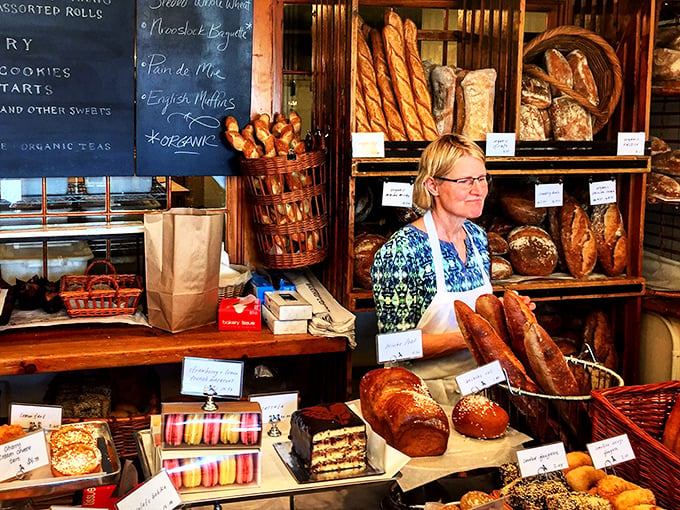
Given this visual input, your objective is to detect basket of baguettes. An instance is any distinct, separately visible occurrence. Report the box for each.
[224,112,328,269]
[455,291,623,450]
[520,25,623,141]
[590,380,680,509]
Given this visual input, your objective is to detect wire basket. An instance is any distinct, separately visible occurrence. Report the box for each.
[591,380,680,508]
[523,25,623,134]
[488,356,623,450]
[240,150,328,269]
[60,260,143,317]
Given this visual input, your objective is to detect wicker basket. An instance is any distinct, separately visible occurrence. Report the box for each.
[591,381,680,508]
[523,25,623,134]
[240,150,328,269]
[488,357,623,450]
[60,260,143,317]
[219,263,251,302]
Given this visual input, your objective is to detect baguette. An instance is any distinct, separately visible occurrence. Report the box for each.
[501,290,536,375]
[403,19,439,140]
[474,293,510,346]
[384,9,403,34]
[382,24,424,140]
[355,80,371,132]
[356,32,389,137]
[369,29,407,141]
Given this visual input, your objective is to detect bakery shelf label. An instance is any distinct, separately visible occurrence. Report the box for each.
[456,360,504,395]
[0,430,49,482]
[249,391,299,426]
[376,330,423,364]
[351,132,385,158]
[535,182,563,208]
[516,442,568,478]
[617,132,645,156]
[485,133,516,157]
[10,403,62,431]
[589,179,617,205]
[115,470,181,510]
[587,434,635,470]
[382,181,413,208]
[180,357,244,399]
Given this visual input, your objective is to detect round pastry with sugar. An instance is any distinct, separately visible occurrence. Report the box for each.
[51,442,102,477]
[49,424,97,455]
[507,225,558,276]
[451,394,509,439]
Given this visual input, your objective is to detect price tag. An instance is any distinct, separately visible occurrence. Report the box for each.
[617,132,646,156]
[485,133,516,157]
[249,391,299,425]
[456,360,504,396]
[351,132,385,158]
[0,430,49,482]
[589,180,617,205]
[516,442,568,478]
[376,330,423,364]
[0,179,21,204]
[381,181,413,208]
[115,470,181,510]
[587,434,636,470]
[10,403,62,431]
[181,357,244,399]
[535,182,563,208]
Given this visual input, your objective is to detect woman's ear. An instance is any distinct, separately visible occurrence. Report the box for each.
[424,176,438,197]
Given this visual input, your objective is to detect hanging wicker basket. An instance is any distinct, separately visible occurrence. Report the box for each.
[523,25,623,134]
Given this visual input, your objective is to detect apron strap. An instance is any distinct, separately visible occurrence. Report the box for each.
[423,211,447,294]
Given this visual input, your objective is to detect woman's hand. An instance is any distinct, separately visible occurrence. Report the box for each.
[498,292,536,311]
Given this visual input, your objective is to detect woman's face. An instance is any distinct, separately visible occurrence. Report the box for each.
[430,155,488,220]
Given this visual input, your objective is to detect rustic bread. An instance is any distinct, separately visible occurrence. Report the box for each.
[591,203,628,277]
[521,74,551,109]
[652,149,680,176]
[567,49,599,106]
[663,393,680,457]
[487,231,509,255]
[359,367,449,457]
[507,225,558,276]
[475,293,510,345]
[490,256,513,280]
[560,201,598,278]
[454,68,468,134]
[500,190,547,225]
[369,29,407,141]
[460,68,497,140]
[430,65,457,135]
[520,104,548,141]
[653,47,680,80]
[354,81,371,132]
[583,310,617,370]
[544,48,573,95]
[353,233,387,289]
[647,172,680,202]
[550,96,593,141]
[650,136,671,156]
[547,207,568,272]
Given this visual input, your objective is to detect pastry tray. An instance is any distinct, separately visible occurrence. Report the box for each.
[273,441,384,483]
[0,420,121,500]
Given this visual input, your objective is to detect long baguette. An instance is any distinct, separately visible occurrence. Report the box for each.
[403,19,438,140]
[475,293,510,346]
[502,290,535,375]
[369,29,407,141]
[382,24,424,141]
[356,32,389,137]
[355,80,371,133]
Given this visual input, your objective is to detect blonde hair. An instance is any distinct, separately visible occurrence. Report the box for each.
[413,134,486,211]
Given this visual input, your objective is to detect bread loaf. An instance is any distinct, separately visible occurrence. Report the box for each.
[353,233,387,288]
[560,201,598,278]
[490,256,513,280]
[430,65,457,135]
[549,96,593,141]
[384,9,403,34]
[591,203,628,277]
[356,32,389,137]
[501,290,536,377]
[663,393,680,456]
[359,367,450,457]
[647,172,680,202]
[520,104,548,141]
[475,293,510,345]
[653,47,680,80]
[651,136,671,156]
[369,29,407,141]
[500,190,547,225]
[403,19,438,140]
[451,394,508,439]
[521,74,551,109]
[583,310,617,370]
[547,207,568,271]
[487,232,509,255]
[567,49,599,106]
[461,68,497,140]
[544,48,573,95]
[355,81,371,132]
[454,68,468,134]
[382,24,424,140]
[652,149,680,176]
[540,107,553,138]
[507,225,558,276]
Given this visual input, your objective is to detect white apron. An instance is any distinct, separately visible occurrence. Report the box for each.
[406,211,493,406]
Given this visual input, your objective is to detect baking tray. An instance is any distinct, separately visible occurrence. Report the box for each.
[273,441,384,483]
[0,420,121,500]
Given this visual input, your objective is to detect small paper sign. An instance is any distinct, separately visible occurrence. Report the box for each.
[0,179,21,204]
[456,360,504,396]
[376,330,423,364]
[485,133,516,157]
[617,132,646,156]
[516,442,568,478]
[351,132,385,158]
[249,391,299,425]
[382,181,413,208]
[10,403,62,431]
[535,182,563,208]
[181,357,244,399]
[587,434,636,470]
[589,180,617,206]
[0,430,49,482]
[115,470,181,510]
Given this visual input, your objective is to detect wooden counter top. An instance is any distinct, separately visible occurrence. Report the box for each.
[0,324,350,376]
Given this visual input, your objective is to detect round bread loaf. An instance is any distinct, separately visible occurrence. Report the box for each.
[500,191,547,225]
[647,172,680,202]
[507,225,557,276]
[560,201,597,278]
[451,394,509,439]
[591,203,628,277]
[490,256,513,280]
[51,442,102,477]
[353,233,387,289]
[460,490,495,510]
[487,232,509,255]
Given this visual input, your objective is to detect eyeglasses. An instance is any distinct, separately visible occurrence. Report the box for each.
[436,174,492,188]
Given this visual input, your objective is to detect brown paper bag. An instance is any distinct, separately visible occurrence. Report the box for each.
[144,208,224,333]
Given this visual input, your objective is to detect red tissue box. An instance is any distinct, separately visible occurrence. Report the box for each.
[218,296,261,331]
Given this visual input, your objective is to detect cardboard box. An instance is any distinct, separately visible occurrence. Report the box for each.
[264,291,313,321]
[249,274,295,302]
[262,304,308,335]
[218,295,260,331]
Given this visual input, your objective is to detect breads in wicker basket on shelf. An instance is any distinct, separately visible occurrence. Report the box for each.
[224,111,305,159]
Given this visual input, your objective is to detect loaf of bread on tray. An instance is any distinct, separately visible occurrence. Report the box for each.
[359,366,449,457]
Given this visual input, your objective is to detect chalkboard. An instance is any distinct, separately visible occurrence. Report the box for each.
[0,1,135,177]
[135,0,253,176]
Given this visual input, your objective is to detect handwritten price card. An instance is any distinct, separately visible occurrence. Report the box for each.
[249,391,299,425]
[516,442,568,478]
[587,434,635,470]
[116,470,181,510]
[382,181,413,208]
[589,179,617,206]
[535,182,563,208]
[456,360,504,396]
[485,133,516,157]
[376,330,423,364]
[352,132,385,158]
[10,403,62,431]
[181,357,244,398]
[0,431,49,482]
[617,132,646,156]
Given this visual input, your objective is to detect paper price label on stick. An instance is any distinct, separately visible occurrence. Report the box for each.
[376,330,423,364]
[249,391,299,425]
[115,470,181,510]
[587,434,635,470]
[617,132,645,156]
[0,431,49,482]
[351,132,385,158]
[382,181,413,208]
[456,360,504,396]
[181,357,244,399]
[535,182,563,208]
[485,133,516,157]
[10,403,62,431]
[589,179,617,206]
[516,442,568,478]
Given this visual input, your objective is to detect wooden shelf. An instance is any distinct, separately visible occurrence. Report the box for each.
[652,81,680,96]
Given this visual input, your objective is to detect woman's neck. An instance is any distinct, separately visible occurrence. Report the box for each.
[429,209,467,244]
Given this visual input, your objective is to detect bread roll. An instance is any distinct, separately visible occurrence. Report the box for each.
[460,68,497,140]
[403,19,438,140]
[544,48,573,94]
[451,394,509,439]
[647,172,680,202]
[549,96,593,141]
[459,491,496,510]
[356,32,389,136]
[507,225,558,276]
[430,65,457,135]
[567,49,599,106]
[369,29,407,141]
[521,74,551,109]
[520,104,548,141]
[490,256,513,280]
[501,190,547,225]
[560,201,597,278]
[591,203,628,277]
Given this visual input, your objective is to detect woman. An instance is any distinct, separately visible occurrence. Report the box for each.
[371,133,493,406]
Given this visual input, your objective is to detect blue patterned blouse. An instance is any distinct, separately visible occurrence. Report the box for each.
[371,221,490,333]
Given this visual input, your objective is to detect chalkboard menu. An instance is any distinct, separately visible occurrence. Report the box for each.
[135,0,253,176]
[0,1,135,177]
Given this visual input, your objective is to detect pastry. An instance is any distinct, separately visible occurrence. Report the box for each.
[164,413,185,446]
[236,452,255,484]
[201,459,219,488]
[203,413,221,445]
[218,455,237,485]
[183,413,204,446]
[220,413,241,444]
[451,394,509,439]
[239,412,260,446]
[51,442,102,477]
